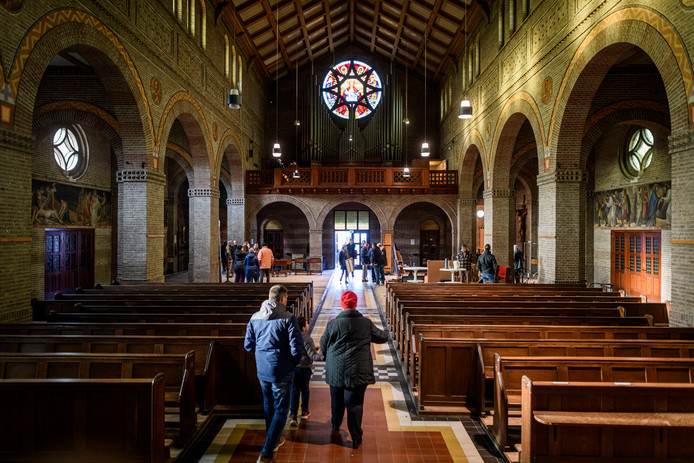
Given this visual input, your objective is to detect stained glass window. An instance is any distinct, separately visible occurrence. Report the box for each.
[322,60,382,119]
[53,126,88,178]
[623,127,654,177]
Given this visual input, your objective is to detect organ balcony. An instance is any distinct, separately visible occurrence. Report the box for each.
[245,167,458,194]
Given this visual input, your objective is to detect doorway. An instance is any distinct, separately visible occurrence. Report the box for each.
[334,230,370,268]
[263,229,284,258]
[44,228,94,299]
[611,230,661,301]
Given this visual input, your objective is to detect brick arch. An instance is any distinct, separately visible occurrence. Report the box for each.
[216,129,244,196]
[315,199,387,233]
[256,201,311,250]
[489,93,545,190]
[32,106,122,155]
[246,195,318,231]
[165,142,194,184]
[549,6,692,170]
[157,92,213,188]
[388,198,456,236]
[458,126,487,197]
[10,9,153,165]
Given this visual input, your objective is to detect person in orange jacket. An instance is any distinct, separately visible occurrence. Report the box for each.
[258,243,275,283]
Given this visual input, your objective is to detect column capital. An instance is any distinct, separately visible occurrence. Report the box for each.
[537,168,586,186]
[228,197,245,206]
[116,169,166,185]
[483,188,514,199]
[0,127,32,152]
[459,197,477,206]
[188,187,220,198]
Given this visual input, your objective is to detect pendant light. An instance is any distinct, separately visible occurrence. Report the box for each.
[403,67,410,125]
[458,3,473,120]
[421,28,429,157]
[293,57,300,127]
[272,0,281,159]
[403,65,411,177]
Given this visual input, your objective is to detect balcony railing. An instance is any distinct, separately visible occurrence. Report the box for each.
[245,167,458,194]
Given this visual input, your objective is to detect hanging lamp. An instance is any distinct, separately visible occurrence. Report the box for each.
[403,66,411,177]
[403,67,410,125]
[421,28,429,157]
[272,0,281,160]
[458,3,473,120]
[293,58,300,126]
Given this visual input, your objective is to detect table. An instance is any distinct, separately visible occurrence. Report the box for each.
[439,267,466,283]
[402,266,428,283]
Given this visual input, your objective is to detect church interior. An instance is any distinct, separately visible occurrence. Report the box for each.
[0,0,694,461]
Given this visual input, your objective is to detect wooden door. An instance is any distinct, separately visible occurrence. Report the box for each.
[44,229,94,299]
[420,230,440,264]
[263,229,284,258]
[611,230,660,302]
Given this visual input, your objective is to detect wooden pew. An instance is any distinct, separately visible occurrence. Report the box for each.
[0,375,170,463]
[0,322,247,337]
[0,334,260,413]
[0,352,197,447]
[46,312,258,324]
[494,356,694,449]
[416,338,694,414]
[520,379,694,463]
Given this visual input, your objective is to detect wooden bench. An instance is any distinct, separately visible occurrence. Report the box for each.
[0,334,260,413]
[520,379,694,463]
[0,322,247,337]
[494,356,694,449]
[0,375,170,463]
[46,312,259,324]
[416,338,694,414]
[0,352,197,447]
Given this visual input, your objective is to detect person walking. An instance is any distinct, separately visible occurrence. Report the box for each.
[244,285,304,463]
[347,239,357,278]
[456,244,473,283]
[374,243,386,285]
[477,243,498,284]
[245,247,260,283]
[360,242,371,283]
[338,245,350,284]
[513,244,524,284]
[233,244,248,283]
[221,241,229,280]
[258,243,275,283]
[320,291,389,449]
[288,315,322,428]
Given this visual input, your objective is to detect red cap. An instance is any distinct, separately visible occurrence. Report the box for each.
[340,291,358,310]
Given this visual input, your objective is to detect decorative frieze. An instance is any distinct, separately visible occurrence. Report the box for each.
[228,197,245,206]
[483,188,514,199]
[116,169,166,184]
[188,187,220,198]
[0,128,32,152]
[537,168,586,186]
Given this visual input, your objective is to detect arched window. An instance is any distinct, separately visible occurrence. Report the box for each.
[176,0,183,21]
[224,35,230,78]
[622,127,655,178]
[199,0,206,49]
[237,54,243,93]
[231,45,237,86]
[189,0,196,36]
[53,125,89,179]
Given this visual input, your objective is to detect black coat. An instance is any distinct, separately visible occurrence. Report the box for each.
[338,251,348,270]
[320,310,389,388]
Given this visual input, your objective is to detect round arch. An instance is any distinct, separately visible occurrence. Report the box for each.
[320,202,383,270]
[256,201,311,260]
[393,202,454,266]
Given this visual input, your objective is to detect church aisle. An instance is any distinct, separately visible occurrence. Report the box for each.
[201,270,484,462]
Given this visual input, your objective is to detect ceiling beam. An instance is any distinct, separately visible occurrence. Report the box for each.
[349,0,355,42]
[369,0,382,53]
[294,0,314,62]
[259,0,293,74]
[433,3,470,79]
[390,0,409,60]
[322,0,335,54]
[474,0,491,22]
[412,0,444,71]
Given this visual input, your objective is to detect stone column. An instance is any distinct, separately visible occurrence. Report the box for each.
[483,189,514,266]
[536,169,586,284]
[116,169,166,283]
[458,197,477,250]
[227,196,246,242]
[0,128,32,321]
[308,229,323,258]
[670,129,694,326]
[188,187,220,282]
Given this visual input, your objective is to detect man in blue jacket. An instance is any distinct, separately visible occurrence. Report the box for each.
[244,285,304,462]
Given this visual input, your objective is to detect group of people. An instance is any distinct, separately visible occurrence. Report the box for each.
[338,239,387,285]
[221,240,275,283]
[454,242,524,284]
[244,285,389,462]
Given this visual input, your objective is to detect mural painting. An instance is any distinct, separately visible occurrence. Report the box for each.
[32,179,111,227]
[594,181,671,229]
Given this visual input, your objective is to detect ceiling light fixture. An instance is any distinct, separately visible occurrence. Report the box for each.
[272,0,281,160]
[421,27,429,158]
[458,3,473,120]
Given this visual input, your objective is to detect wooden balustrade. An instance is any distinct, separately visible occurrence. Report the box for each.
[245,167,457,194]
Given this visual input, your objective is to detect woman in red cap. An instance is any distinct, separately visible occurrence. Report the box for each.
[319,290,389,449]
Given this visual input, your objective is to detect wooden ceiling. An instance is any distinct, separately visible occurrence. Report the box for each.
[215,0,490,81]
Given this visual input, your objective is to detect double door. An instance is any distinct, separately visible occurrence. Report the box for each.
[611,230,661,301]
[44,228,94,299]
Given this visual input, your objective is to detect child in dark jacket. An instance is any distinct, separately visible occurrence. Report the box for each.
[289,316,322,427]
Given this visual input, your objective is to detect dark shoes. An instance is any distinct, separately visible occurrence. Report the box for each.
[330,427,341,443]
[352,436,362,449]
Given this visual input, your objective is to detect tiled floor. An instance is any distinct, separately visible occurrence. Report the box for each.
[200,270,501,462]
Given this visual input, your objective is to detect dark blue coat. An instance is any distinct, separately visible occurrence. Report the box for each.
[244,300,304,382]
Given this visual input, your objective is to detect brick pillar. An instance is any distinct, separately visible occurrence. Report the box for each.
[188,187,221,282]
[537,169,586,284]
[227,196,245,242]
[0,128,32,321]
[483,189,514,266]
[670,129,694,326]
[459,197,477,250]
[308,229,322,258]
[116,169,166,283]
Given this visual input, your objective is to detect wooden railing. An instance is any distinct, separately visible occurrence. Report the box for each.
[245,167,458,194]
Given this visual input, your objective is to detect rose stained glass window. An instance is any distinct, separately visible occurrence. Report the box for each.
[322,60,382,119]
